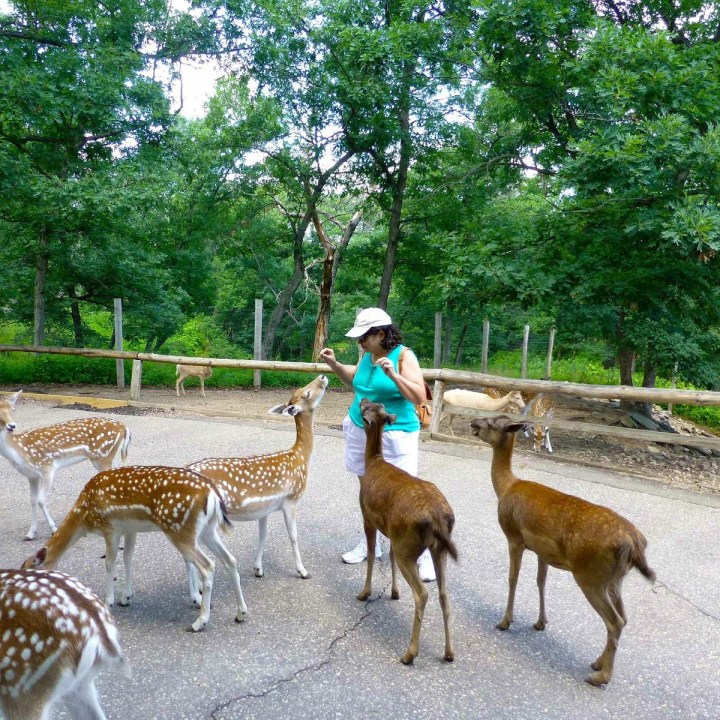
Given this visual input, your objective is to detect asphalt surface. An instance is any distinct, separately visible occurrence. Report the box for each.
[0,398,718,720]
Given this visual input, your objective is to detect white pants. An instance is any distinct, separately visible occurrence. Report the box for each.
[343,415,419,477]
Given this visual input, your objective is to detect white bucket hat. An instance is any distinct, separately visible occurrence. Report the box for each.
[345,308,393,338]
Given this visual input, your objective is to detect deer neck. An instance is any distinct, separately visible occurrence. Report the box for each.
[363,421,385,466]
[489,436,519,499]
[487,393,513,410]
[292,411,315,464]
[0,431,32,473]
[42,509,86,569]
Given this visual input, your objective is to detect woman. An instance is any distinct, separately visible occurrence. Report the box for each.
[320,307,436,582]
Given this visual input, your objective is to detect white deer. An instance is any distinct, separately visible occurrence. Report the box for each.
[0,391,131,540]
[187,374,328,579]
[176,364,213,397]
[0,568,126,720]
[22,465,247,632]
[441,388,524,436]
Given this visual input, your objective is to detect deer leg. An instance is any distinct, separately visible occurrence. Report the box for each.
[497,541,524,630]
[544,428,553,453]
[534,558,549,630]
[431,547,454,661]
[185,562,202,607]
[254,516,269,577]
[282,501,309,579]
[25,475,42,540]
[118,532,137,606]
[576,579,625,686]
[395,554,429,665]
[37,470,57,535]
[357,524,376,601]
[390,543,399,600]
[200,376,206,397]
[203,526,248,622]
[63,678,107,720]
[103,532,122,607]
[174,543,215,632]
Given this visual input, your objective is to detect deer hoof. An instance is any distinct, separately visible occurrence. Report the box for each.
[190,620,207,633]
[444,651,455,662]
[253,567,264,578]
[533,620,546,631]
[234,613,247,624]
[357,590,370,601]
[298,570,310,579]
[400,652,415,665]
[496,619,511,631]
[585,671,610,686]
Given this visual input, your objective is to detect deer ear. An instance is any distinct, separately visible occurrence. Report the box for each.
[268,404,287,416]
[7,390,22,407]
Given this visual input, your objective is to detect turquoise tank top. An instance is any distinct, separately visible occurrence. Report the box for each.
[348,345,420,432]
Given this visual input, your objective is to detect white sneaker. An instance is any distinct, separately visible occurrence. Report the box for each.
[341,534,383,564]
[418,549,436,582]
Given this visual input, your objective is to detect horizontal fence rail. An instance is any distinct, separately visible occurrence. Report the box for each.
[1,345,719,406]
[1,345,719,453]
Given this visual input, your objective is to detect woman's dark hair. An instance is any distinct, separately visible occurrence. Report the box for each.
[377,324,402,350]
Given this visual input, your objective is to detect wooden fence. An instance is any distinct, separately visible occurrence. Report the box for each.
[1,344,719,452]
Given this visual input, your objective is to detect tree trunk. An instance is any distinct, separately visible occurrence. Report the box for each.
[262,217,310,360]
[454,324,468,365]
[442,313,453,364]
[69,293,84,347]
[378,98,412,309]
[618,346,636,413]
[33,228,49,347]
[311,212,335,362]
[639,359,658,416]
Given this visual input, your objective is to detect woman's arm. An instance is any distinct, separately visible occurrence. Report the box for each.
[374,348,426,405]
[319,347,357,388]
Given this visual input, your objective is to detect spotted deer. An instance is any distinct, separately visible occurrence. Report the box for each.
[0,391,131,540]
[470,416,655,685]
[0,568,126,720]
[176,364,213,397]
[521,393,555,452]
[187,374,328,580]
[22,465,247,632]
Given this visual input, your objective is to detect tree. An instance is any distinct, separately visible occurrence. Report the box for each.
[473,0,720,398]
[0,0,216,345]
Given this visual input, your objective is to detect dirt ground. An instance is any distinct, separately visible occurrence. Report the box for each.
[6,379,719,497]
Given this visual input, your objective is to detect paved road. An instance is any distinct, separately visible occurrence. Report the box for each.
[0,398,718,720]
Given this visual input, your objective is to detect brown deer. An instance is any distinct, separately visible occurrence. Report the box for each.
[22,465,247,632]
[176,364,213,397]
[357,398,458,665]
[187,374,328,580]
[0,390,131,540]
[470,415,655,685]
[0,568,126,720]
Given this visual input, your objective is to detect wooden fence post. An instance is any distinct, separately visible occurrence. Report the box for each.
[545,327,556,380]
[113,298,124,389]
[521,324,530,379]
[130,360,143,401]
[482,319,489,374]
[254,299,263,390]
[434,313,442,368]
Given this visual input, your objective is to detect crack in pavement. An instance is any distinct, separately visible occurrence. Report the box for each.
[652,579,720,622]
[208,579,392,719]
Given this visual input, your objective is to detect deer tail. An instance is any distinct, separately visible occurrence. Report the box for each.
[424,513,459,562]
[120,427,132,462]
